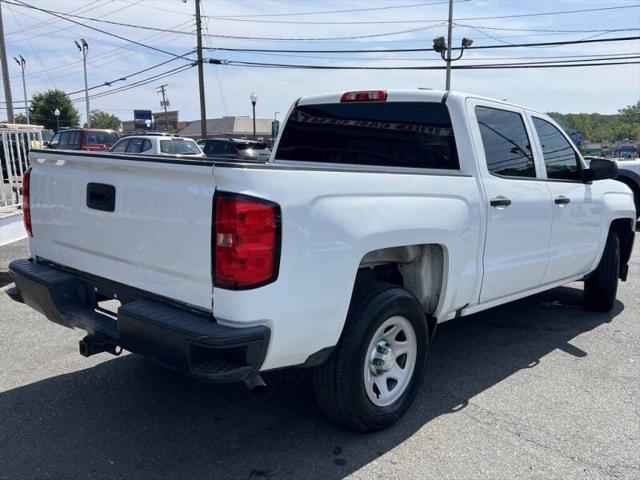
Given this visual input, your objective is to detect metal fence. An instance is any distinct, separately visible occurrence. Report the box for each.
[1,124,43,209]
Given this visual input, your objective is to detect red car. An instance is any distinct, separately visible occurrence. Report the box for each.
[48,128,119,152]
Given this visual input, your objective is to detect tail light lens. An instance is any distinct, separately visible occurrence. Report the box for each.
[214,192,281,289]
[22,168,32,236]
[340,90,387,102]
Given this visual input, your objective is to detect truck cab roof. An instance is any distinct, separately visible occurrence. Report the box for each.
[296,89,544,116]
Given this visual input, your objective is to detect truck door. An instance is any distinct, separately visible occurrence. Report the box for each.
[527,115,604,283]
[468,101,553,303]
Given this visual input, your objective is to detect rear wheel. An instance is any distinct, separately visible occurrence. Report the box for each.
[584,231,620,312]
[313,280,429,432]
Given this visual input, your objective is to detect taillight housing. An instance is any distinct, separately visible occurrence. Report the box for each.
[214,192,281,290]
[340,90,388,102]
[22,168,32,236]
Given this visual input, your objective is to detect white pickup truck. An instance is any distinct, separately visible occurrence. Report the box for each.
[8,89,636,432]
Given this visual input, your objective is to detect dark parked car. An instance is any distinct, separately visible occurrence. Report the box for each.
[48,128,119,152]
[197,138,271,161]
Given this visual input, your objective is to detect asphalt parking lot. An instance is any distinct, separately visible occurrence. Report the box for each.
[0,238,638,480]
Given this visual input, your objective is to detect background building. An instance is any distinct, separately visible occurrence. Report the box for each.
[179,116,272,140]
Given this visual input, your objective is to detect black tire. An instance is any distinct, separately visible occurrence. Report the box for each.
[584,230,620,312]
[313,280,430,432]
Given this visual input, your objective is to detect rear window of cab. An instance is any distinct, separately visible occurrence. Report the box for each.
[275,102,459,170]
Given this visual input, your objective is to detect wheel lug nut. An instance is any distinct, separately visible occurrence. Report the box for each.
[376,345,389,354]
[373,358,384,366]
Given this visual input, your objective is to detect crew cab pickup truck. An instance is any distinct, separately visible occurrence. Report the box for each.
[8,89,636,432]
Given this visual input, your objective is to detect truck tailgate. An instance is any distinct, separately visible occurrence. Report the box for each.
[28,151,215,310]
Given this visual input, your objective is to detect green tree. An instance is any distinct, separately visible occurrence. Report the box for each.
[14,113,28,124]
[29,89,80,131]
[618,100,640,124]
[89,109,121,130]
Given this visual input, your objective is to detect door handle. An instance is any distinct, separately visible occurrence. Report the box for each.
[554,196,570,206]
[490,196,512,208]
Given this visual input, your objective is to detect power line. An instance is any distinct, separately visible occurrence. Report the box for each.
[226,51,640,63]
[207,0,471,18]
[202,23,446,41]
[12,19,194,82]
[3,2,447,43]
[4,0,109,35]
[216,58,640,70]
[65,51,195,96]
[455,23,640,34]
[4,0,188,59]
[200,4,640,24]
[68,63,195,103]
[5,0,193,36]
[205,35,640,54]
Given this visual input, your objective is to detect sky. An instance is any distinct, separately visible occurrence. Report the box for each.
[1,0,639,125]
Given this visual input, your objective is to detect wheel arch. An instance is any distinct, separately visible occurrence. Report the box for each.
[356,243,447,338]
[610,217,635,278]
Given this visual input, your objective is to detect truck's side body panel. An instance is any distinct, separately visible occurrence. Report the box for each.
[28,152,215,310]
[212,165,483,370]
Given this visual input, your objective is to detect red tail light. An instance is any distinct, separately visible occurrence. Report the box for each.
[214,192,281,289]
[340,90,387,102]
[22,168,32,237]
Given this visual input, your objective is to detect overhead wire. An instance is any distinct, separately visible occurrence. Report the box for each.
[208,0,471,18]
[214,56,640,70]
[201,4,640,24]
[204,35,640,54]
[5,0,189,59]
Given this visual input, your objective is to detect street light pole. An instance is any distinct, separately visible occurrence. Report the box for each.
[250,92,257,139]
[445,0,454,91]
[13,55,29,123]
[75,39,90,127]
[0,2,15,122]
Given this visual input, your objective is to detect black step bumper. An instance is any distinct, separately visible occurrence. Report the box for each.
[8,259,270,383]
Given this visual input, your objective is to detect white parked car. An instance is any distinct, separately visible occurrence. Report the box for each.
[110,134,204,157]
[10,89,636,432]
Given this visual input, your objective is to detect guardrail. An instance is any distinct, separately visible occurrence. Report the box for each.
[1,124,43,209]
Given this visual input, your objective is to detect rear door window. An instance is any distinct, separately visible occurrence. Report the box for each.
[68,131,80,149]
[275,101,459,170]
[126,138,145,153]
[532,117,582,181]
[111,139,129,153]
[159,139,201,155]
[59,132,69,148]
[475,106,536,178]
[86,131,119,146]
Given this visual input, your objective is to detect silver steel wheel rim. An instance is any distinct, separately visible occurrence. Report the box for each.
[364,315,417,407]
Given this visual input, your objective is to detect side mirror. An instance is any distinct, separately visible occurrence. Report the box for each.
[583,158,617,182]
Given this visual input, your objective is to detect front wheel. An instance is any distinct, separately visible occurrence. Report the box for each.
[584,231,620,312]
[313,281,430,432]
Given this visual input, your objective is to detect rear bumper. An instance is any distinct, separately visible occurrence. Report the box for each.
[8,258,270,383]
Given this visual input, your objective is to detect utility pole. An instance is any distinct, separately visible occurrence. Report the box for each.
[13,55,29,123]
[445,0,454,91]
[156,84,170,132]
[195,0,207,137]
[75,39,90,127]
[0,2,15,122]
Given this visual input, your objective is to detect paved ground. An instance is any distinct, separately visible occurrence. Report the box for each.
[0,239,638,480]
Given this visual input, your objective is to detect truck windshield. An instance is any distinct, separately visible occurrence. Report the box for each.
[275,102,459,170]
